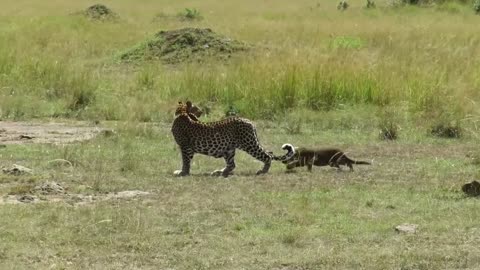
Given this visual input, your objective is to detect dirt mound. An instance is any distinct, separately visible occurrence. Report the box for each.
[120,28,248,64]
[78,4,119,21]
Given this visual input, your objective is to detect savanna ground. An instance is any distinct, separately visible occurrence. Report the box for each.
[1,0,480,269]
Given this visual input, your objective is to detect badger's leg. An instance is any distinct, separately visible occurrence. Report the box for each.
[306,156,315,172]
[286,160,300,170]
[346,161,354,171]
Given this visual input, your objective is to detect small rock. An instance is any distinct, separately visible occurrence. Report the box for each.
[2,164,33,175]
[65,194,95,206]
[462,181,480,197]
[47,159,73,168]
[112,190,150,199]
[395,223,418,234]
[18,195,36,203]
[19,135,34,140]
[33,181,66,195]
[100,129,116,137]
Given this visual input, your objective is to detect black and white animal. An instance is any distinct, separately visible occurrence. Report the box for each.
[280,143,371,171]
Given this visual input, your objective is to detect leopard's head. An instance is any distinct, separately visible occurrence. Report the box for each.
[175,101,203,120]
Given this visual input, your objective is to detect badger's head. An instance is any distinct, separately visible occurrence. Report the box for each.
[281,143,295,152]
[280,143,296,163]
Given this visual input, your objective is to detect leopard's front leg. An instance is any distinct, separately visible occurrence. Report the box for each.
[174,147,194,176]
[211,149,236,177]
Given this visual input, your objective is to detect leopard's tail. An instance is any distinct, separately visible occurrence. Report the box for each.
[271,143,296,162]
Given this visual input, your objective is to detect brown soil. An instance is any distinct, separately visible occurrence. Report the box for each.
[0,121,108,145]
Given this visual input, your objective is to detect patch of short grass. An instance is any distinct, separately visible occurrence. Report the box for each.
[0,121,479,268]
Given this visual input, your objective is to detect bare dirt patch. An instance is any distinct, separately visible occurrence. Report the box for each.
[0,121,109,145]
[0,180,151,206]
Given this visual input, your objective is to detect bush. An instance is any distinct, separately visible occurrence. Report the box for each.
[178,8,203,20]
[337,1,349,10]
[430,122,462,138]
[76,4,119,21]
[330,36,365,49]
[378,108,400,140]
[436,1,464,13]
[380,122,398,140]
[474,0,480,13]
[365,0,376,8]
[282,114,303,135]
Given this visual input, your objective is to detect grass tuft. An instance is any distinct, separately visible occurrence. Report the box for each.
[430,122,462,138]
[178,8,203,21]
[378,108,400,140]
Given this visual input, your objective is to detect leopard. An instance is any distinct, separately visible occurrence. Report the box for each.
[280,143,371,172]
[171,101,293,177]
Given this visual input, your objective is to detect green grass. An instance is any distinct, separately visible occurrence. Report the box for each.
[1,0,480,268]
[1,119,480,269]
[0,0,479,125]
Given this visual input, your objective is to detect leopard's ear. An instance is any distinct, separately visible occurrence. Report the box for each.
[178,101,183,105]
[186,101,192,108]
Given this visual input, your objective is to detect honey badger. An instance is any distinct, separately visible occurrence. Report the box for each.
[280,143,371,171]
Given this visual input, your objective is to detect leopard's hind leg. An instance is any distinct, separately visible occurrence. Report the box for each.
[239,143,272,175]
[237,124,274,175]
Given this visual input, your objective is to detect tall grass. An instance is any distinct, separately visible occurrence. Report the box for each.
[0,0,478,125]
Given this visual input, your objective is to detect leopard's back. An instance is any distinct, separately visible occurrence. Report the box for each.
[172,116,262,157]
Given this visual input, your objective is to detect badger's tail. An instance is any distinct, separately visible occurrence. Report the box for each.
[271,143,296,162]
[334,153,371,166]
[353,160,371,165]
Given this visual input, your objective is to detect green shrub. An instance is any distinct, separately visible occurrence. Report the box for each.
[282,114,303,135]
[337,1,349,10]
[378,108,400,140]
[430,122,462,138]
[474,0,480,13]
[436,1,465,13]
[365,0,376,8]
[178,8,203,20]
[330,36,365,49]
[379,121,399,140]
